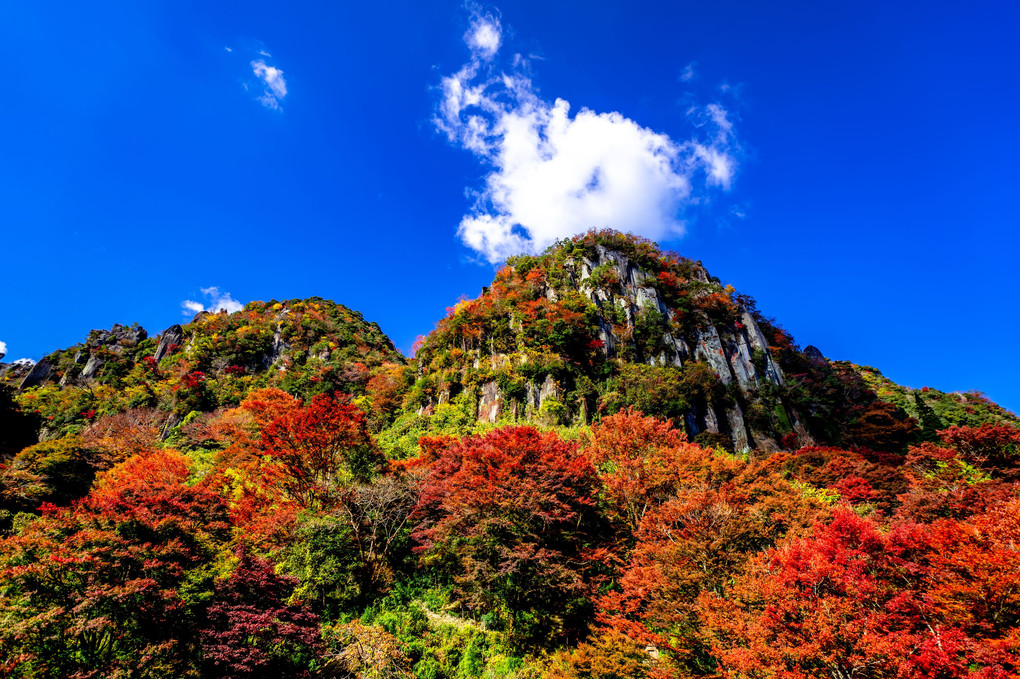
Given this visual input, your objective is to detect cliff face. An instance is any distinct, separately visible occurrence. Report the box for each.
[411,231,814,451]
[569,243,808,451]
[55,324,149,389]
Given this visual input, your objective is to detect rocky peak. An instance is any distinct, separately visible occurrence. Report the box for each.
[154,325,184,362]
[412,230,813,451]
[804,345,827,364]
[57,323,148,387]
[19,358,52,390]
[566,240,800,449]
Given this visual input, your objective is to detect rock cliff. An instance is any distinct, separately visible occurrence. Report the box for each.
[412,231,814,451]
[55,324,148,388]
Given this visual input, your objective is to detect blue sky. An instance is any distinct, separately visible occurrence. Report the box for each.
[2,1,1018,413]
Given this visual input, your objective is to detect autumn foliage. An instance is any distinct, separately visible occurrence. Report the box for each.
[199,547,322,679]
[703,507,1020,678]
[0,450,231,678]
[252,390,382,508]
[412,427,605,642]
[1,236,1019,676]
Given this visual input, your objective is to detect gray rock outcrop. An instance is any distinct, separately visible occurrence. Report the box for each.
[413,242,819,451]
[20,357,52,390]
[804,345,826,364]
[571,245,795,450]
[55,323,148,387]
[154,325,184,362]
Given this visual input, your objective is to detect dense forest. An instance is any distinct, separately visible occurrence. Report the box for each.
[1,230,1017,678]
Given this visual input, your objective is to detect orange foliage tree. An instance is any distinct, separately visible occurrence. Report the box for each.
[585,409,712,535]
[256,391,382,509]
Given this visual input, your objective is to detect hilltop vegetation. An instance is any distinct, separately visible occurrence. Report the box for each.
[1,298,409,440]
[1,231,1018,678]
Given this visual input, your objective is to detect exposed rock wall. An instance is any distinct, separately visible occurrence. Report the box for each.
[154,325,183,362]
[427,243,811,451]
[571,245,797,450]
[20,357,53,390]
[55,324,148,388]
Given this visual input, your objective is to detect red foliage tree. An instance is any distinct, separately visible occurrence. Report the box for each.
[80,406,165,460]
[240,387,301,430]
[938,423,1020,478]
[922,499,1020,673]
[584,409,724,535]
[199,547,322,679]
[0,450,231,678]
[846,400,920,454]
[220,388,380,530]
[779,445,908,514]
[595,454,827,676]
[198,392,302,547]
[895,441,1014,523]
[412,427,604,642]
[257,391,382,508]
[87,449,229,528]
[704,511,931,677]
[703,509,1020,678]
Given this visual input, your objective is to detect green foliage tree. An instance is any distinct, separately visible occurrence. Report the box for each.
[10,436,103,506]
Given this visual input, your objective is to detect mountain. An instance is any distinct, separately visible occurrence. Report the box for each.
[405,230,1016,451]
[1,231,1018,679]
[4,231,1014,452]
[1,297,408,439]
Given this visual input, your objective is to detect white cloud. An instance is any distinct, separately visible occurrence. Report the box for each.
[679,61,697,82]
[465,11,501,59]
[252,59,287,109]
[182,287,245,316]
[435,12,740,263]
[0,340,7,357]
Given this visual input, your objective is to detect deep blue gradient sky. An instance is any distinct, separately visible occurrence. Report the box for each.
[2,1,1018,412]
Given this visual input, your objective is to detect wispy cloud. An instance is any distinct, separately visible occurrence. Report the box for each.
[679,61,697,82]
[435,9,740,263]
[465,7,502,59]
[182,287,245,317]
[252,58,287,110]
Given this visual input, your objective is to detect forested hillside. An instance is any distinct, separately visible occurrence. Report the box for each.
[1,231,1017,678]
